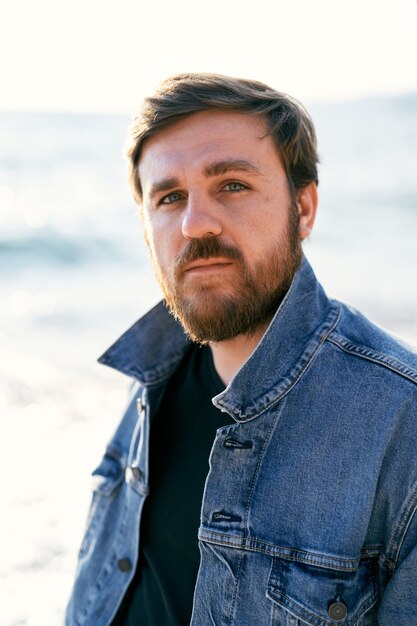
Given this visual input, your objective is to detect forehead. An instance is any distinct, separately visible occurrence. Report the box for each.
[138,110,283,187]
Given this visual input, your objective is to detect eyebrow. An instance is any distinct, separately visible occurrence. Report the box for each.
[147,159,262,200]
[148,177,180,199]
[203,159,262,177]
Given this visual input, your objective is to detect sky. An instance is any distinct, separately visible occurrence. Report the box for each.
[1,0,416,114]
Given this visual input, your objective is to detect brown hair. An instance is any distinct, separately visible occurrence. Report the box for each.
[126,73,319,202]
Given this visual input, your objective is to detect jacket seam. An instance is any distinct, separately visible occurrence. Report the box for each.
[270,586,378,626]
[199,531,382,571]
[260,303,342,414]
[327,334,417,384]
[385,485,417,568]
[229,303,342,422]
[99,339,192,386]
[242,411,279,534]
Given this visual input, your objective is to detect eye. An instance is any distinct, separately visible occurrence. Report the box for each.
[223,182,247,192]
[160,191,183,205]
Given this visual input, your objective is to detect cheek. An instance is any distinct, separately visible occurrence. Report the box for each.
[144,217,181,269]
[142,211,163,251]
[237,211,287,252]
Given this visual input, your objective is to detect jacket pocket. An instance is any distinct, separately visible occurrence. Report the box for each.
[78,445,125,559]
[267,557,378,626]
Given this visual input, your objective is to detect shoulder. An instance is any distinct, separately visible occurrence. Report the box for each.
[323,302,417,559]
[327,299,417,387]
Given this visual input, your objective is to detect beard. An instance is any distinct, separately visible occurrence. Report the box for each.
[149,205,302,344]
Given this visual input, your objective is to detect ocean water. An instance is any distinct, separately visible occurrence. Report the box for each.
[1,96,416,624]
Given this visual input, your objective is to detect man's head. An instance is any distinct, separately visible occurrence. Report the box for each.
[127,74,319,344]
[127,73,318,203]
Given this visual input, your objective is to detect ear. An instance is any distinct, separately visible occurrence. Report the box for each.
[296,182,318,240]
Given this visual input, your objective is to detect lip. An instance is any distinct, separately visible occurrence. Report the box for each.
[184,258,234,274]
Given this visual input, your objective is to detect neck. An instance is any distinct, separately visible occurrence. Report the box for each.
[209,322,270,386]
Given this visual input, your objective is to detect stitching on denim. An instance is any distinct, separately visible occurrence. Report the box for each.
[202,529,361,561]
[78,492,111,560]
[199,531,382,572]
[270,589,329,626]
[243,413,278,532]
[385,484,417,567]
[231,303,342,422]
[270,584,378,626]
[224,402,283,622]
[80,494,137,622]
[267,554,379,626]
[327,334,417,385]
[226,544,244,626]
[100,343,190,386]
[360,545,382,553]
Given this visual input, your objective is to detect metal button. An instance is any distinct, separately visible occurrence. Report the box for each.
[117,558,132,572]
[328,601,347,621]
[137,398,143,414]
[131,466,142,481]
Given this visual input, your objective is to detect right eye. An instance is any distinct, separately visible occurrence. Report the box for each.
[160,192,183,205]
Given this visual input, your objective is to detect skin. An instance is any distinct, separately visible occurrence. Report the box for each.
[138,110,317,384]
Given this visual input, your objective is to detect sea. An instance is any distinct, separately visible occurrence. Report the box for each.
[1,95,416,625]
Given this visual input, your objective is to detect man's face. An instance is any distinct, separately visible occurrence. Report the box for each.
[138,109,303,343]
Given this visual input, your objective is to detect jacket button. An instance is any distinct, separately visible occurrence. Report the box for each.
[328,601,347,621]
[117,558,132,572]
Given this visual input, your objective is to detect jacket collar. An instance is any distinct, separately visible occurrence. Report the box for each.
[98,256,341,421]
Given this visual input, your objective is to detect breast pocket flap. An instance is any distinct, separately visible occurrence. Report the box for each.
[267,557,378,626]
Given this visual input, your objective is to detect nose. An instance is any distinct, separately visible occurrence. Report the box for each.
[181,193,222,240]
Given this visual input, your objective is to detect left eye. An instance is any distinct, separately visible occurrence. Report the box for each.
[223,182,246,192]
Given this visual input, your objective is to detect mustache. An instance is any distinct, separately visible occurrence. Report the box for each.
[174,238,243,274]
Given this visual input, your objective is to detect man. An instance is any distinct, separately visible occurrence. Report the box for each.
[66,74,417,625]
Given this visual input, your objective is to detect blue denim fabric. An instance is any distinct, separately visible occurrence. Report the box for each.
[66,257,417,625]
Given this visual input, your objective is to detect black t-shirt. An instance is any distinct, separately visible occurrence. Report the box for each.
[111,344,231,625]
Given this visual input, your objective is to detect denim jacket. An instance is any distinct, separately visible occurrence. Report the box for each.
[66,257,417,626]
